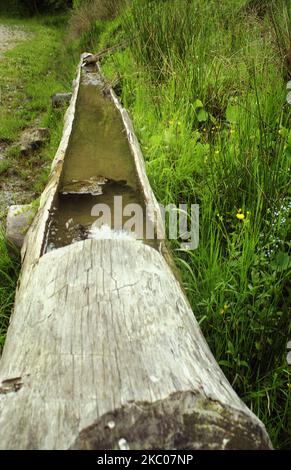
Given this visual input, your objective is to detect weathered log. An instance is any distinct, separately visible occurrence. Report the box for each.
[0,55,272,450]
[82,41,128,66]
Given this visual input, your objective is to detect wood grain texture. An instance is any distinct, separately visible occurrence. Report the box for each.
[0,56,272,449]
[0,240,271,449]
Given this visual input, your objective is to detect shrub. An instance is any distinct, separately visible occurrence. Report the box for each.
[68,0,124,41]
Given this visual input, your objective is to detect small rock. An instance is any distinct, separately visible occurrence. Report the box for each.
[106,420,116,430]
[118,438,130,450]
[20,128,50,156]
[51,92,72,108]
[6,204,36,248]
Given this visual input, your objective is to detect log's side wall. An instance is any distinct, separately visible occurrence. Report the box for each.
[0,240,271,449]
[108,83,165,240]
[19,57,82,287]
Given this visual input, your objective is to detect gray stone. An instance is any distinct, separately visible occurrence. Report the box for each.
[6,204,35,248]
[0,141,8,157]
[51,92,72,108]
[20,128,50,155]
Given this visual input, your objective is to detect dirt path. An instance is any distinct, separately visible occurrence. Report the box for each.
[0,24,28,58]
[0,23,33,220]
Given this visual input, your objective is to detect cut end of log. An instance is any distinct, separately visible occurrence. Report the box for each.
[71,391,272,450]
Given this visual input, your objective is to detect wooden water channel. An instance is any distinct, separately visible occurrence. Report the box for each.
[0,55,272,449]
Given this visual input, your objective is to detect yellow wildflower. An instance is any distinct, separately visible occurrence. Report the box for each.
[220,303,229,315]
[236,212,245,220]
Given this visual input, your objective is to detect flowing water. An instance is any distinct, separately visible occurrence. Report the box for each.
[45,67,156,252]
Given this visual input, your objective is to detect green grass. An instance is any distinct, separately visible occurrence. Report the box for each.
[0,16,76,144]
[0,14,78,202]
[0,15,76,350]
[74,0,291,448]
[0,229,20,352]
[0,160,11,175]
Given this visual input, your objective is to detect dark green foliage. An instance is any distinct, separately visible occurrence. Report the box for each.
[0,0,72,16]
[0,231,20,353]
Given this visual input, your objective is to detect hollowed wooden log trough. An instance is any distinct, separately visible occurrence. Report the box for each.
[0,55,272,450]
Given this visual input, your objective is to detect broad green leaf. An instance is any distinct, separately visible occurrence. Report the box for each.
[273,251,290,270]
[219,360,232,368]
[194,98,203,109]
[227,340,235,354]
[197,108,208,122]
